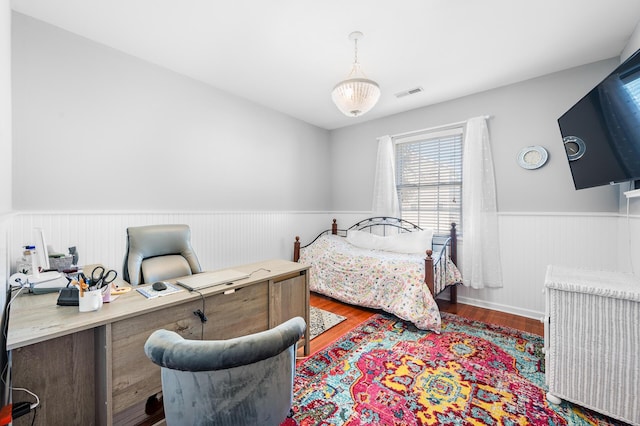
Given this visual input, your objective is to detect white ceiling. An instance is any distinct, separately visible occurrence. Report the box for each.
[11,0,640,130]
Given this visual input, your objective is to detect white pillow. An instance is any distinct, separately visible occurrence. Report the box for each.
[380,229,433,254]
[346,229,433,254]
[346,230,384,250]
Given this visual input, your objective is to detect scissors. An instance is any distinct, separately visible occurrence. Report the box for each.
[91,266,117,289]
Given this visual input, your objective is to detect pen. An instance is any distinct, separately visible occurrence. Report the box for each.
[78,277,88,297]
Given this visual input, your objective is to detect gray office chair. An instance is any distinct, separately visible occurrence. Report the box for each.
[144,316,306,426]
[123,224,202,285]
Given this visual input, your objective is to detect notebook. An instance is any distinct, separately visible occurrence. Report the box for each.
[176,269,250,291]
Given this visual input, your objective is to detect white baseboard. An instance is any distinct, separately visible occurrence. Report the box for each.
[455,296,544,322]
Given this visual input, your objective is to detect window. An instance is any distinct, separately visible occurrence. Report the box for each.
[395,127,463,235]
[622,70,640,108]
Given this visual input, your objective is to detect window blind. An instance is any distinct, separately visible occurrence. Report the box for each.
[623,73,640,107]
[395,127,463,235]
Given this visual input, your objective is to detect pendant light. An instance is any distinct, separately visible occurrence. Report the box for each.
[332,31,380,117]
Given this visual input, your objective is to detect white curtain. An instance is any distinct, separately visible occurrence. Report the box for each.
[371,135,400,217]
[462,116,503,289]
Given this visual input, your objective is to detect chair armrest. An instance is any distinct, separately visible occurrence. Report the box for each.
[144,316,306,371]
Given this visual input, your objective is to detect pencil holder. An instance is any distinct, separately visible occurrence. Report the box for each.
[79,289,103,312]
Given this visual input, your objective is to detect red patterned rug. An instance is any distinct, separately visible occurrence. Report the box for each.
[284,312,626,425]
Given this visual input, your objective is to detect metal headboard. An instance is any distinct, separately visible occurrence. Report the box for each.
[297,217,454,251]
[341,216,422,236]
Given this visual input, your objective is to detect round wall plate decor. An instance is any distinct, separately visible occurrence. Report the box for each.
[517,145,548,170]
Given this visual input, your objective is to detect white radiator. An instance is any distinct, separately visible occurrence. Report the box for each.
[545,265,640,426]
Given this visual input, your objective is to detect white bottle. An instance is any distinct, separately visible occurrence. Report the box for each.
[25,245,39,278]
[18,245,35,274]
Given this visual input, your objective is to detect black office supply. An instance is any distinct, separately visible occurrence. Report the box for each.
[152,281,167,291]
[91,266,117,289]
[56,287,79,306]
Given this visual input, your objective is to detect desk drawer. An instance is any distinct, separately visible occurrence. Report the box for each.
[203,280,269,340]
[110,281,269,415]
[111,298,204,414]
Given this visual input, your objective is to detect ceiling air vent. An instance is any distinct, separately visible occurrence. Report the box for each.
[395,86,424,98]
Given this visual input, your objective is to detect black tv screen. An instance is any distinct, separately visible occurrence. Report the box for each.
[558,49,640,190]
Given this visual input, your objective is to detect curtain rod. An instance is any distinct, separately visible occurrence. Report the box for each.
[387,115,492,140]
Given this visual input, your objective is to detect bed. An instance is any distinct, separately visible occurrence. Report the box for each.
[293,217,462,332]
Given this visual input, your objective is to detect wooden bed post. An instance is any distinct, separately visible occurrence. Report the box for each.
[331,219,337,235]
[293,236,300,262]
[450,281,458,304]
[425,250,434,296]
[450,223,458,304]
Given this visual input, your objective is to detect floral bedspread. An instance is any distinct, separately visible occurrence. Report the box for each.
[299,235,461,332]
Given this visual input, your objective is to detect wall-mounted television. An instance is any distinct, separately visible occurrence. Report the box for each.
[558,48,640,190]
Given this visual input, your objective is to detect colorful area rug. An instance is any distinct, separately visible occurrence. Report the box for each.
[287,312,625,425]
[309,306,347,340]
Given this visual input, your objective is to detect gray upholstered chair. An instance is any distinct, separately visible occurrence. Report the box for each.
[123,224,202,285]
[144,316,306,426]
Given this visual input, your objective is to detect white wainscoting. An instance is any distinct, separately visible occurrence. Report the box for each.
[456,212,624,319]
[9,212,345,276]
[618,211,640,275]
[8,211,637,321]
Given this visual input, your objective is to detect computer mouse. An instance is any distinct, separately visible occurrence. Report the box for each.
[152,281,168,291]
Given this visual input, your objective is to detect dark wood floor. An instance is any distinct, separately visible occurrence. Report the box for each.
[437,298,544,335]
[302,292,544,357]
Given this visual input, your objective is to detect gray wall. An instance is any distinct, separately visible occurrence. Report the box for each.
[329,59,621,213]
[1,4,10,214]
[12,13,331,212]
[12,12,633,216]
[1,3,10,284]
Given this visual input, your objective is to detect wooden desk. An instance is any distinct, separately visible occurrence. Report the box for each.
[7,259,309,426]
